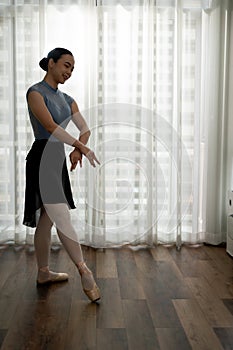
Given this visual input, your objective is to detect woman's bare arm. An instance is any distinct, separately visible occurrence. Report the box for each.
[71,100,91,145]
[28,91,88,154]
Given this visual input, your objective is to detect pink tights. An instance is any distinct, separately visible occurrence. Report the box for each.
[34,203,94,290]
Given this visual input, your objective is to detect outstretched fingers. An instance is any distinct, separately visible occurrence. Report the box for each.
[86,150,100,167]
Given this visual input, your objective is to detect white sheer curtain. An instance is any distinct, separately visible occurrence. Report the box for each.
[0,0,230,248]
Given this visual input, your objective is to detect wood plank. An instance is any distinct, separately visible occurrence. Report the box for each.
[0,247,24,290]
[150,245,173,261]
[65,300,97,350]
[169,246,208,277]
[222,299,233,316]
[97,329,128,350]
[156,327,192,350]
[214,328,233,350]
[184,244,210,260]
[116,248,140,279]
[185,277,233,327]
[141,276,183,328]
[96,249,118,278]
[170,245,232,300]
[119,276,145,300]
[122,299,160,350]
[203,246,233,279]
[96,278,124,328]
[0,330,7,349]
[133,249,161,279]
[197,260,233,299]
[0,251,36,328]
[1,300,70,350]
[135,248,190,327]
[173,299,224,350]
[157,260,192,298]
[115,248,146,299]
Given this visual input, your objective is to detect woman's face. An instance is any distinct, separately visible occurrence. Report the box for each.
[49,54,75,84]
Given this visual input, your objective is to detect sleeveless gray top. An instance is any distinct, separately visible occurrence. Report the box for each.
[26,80,74,141]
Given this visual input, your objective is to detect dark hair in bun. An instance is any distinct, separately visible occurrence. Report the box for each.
[39,47,73,71]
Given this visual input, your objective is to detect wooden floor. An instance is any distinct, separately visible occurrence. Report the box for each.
[0,243,232,350]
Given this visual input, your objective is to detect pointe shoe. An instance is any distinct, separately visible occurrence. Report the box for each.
[77,261,101,302]
[37,269,69,285]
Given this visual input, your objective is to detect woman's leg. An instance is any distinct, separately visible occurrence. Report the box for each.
[34,206,53,269]
[35,206,68,284]
[44,203,100,301]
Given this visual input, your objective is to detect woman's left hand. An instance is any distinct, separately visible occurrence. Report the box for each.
[73,141,100,168]
[69,149,82,171]
[85,150,100,167]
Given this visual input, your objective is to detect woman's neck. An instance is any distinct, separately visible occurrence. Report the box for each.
[43,74,58,90]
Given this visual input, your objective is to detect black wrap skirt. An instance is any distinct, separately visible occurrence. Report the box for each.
[23,139,76,228]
